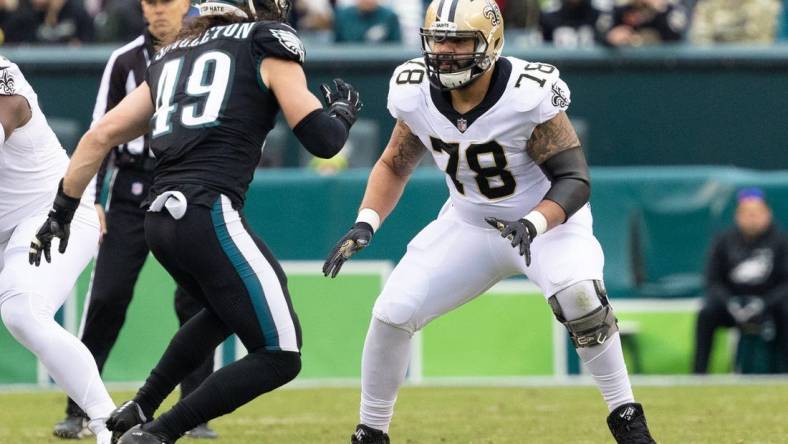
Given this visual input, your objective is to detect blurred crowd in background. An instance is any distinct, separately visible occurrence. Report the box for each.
[0,0,787,47]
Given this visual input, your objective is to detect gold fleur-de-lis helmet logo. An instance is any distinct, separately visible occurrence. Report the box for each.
[483,0,501,27]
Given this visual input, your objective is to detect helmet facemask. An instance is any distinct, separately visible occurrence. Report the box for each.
[421,27,492,91]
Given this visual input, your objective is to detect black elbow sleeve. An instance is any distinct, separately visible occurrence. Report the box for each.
[538,146,591,220]
[293,109,349,159]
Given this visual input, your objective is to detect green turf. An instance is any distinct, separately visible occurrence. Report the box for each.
[1,384,787,443]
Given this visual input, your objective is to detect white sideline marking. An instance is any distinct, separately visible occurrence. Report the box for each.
[3,374,788,394]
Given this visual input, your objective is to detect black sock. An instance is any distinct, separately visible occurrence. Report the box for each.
[134,310,230,418]
[146,350,301,441]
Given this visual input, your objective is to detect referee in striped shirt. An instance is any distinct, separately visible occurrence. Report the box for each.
[52,0,218,440]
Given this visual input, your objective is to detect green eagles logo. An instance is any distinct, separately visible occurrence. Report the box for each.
[483,1,501,27]
[270,29,305,64]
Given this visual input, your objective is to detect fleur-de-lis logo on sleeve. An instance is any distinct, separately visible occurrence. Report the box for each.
[0,68,15,95]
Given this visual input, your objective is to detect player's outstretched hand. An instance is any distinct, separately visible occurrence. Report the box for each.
[485,216,538,266]
[320,78,363,128]
[29,179,80,266]
[323,222,374,278]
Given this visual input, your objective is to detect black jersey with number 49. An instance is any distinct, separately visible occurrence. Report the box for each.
[145,20,305,208]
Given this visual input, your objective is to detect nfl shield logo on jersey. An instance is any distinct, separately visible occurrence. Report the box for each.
[456,118,468,133]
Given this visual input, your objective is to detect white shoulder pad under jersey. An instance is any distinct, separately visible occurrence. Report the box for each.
[0,55,36,104]
[387,57,430,123]
[507,57,571,126]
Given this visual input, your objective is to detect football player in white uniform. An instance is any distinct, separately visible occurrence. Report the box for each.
[323,1,656,443]
[0,56,115,443]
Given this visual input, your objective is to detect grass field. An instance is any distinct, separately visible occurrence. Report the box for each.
[1,383,787,443]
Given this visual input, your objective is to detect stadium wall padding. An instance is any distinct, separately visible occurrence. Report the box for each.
[4,44,788,168]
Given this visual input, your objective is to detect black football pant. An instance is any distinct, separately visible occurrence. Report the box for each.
[66,169,213,417]
[132,195,301,440]
[693,296,788,373]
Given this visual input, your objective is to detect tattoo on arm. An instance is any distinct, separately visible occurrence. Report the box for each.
[526,111,581,164]
[386,120,427,177]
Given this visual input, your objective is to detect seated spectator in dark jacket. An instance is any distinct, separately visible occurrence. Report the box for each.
[603,0,687,47]
[334,0,401,43]
[693,188,788,373]
[2,0,95,44]
[540,0,606,47]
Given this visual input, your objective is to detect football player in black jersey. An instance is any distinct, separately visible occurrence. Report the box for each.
[29,0,362,442]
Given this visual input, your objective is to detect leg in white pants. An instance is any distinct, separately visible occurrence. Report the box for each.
[360,206,636,434]
[513,207,635,412]
[0,209,115,437]
[361,209,517,433]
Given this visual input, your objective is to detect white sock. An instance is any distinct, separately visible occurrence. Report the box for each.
[0,294,116,420]
[359,318,412,433]
[554,282,634,412]
[576,332,635,411]
[94,428,112,444]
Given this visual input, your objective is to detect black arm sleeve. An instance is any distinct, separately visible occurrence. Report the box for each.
[538,146,591,221]
[293,108,349,159]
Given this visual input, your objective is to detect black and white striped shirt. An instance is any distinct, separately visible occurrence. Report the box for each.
[93,29,157,203]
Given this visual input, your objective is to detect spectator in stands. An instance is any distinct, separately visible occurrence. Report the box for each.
[693,188,788,373]
[602,0,687,47]
[293,0,333,32]
[95,0,145,42]
[0,0,17,45]
[334,0,401,43]
[1,0,95,44]
[689,0,782,44]
[502,0,541,32]
[540,0,606,47]
[781,0,788,41]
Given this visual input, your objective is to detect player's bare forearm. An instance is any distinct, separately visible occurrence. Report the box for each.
[63,83,153,198]
[526,111,580,164]
[531,200,566,231]
[262,57,322,127]
[359,120,426,222]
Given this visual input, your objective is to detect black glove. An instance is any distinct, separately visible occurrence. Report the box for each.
[320,78,363,129]
[106,400,148,440]
[29,179,80,266]
[323,222,374,278]
[485,216,538,266]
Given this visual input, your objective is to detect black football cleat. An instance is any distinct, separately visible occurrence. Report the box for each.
[351,424,390,444]
[184,422,218,439]
[107,401,148,444]
[53,413,90,439]
[117,425,172,444]
[607,402,657,444]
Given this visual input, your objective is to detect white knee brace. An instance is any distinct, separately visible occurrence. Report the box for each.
[549,280,619,348]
